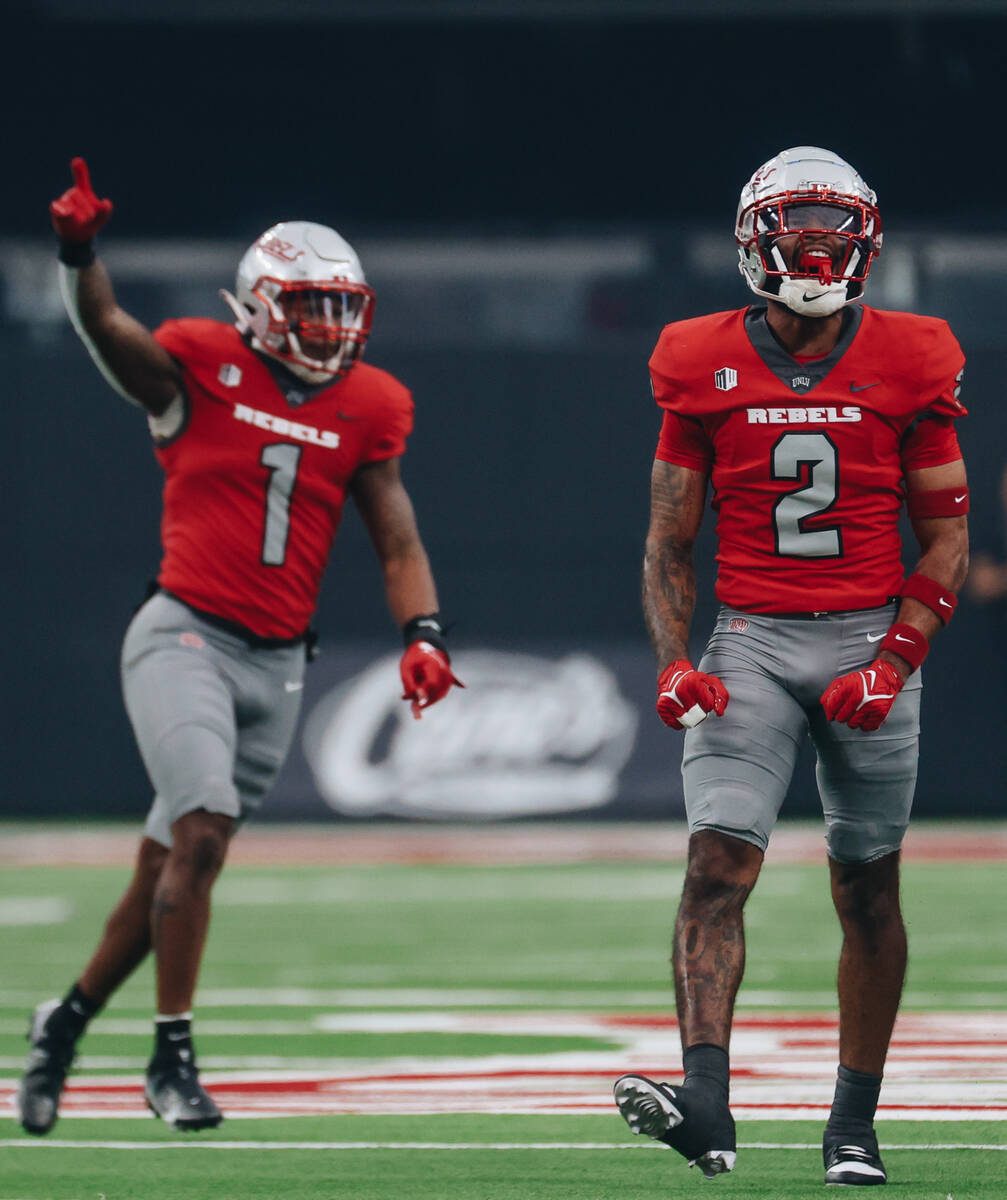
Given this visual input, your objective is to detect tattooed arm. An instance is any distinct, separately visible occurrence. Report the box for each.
[642,459,710,670]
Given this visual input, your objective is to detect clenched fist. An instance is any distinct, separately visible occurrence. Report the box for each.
[656,659,729,730]
[820,659,904,731]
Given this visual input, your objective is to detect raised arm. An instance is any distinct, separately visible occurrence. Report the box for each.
[350,457,461,717]
[643,459,727,729]
[52,157,182,415]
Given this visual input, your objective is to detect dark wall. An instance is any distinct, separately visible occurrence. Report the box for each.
[7,15,1007,238]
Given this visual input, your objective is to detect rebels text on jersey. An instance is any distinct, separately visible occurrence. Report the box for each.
[651,305,966,613]
[152,319,413,638]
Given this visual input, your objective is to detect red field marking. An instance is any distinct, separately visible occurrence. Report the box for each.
[2,1012,1004,1121]
[2,822,1004,867]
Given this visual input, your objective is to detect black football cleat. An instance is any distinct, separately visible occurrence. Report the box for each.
[614,1072,737,1178]
[824,1135,887,1186]
[17,999,78,1135]
[145,1054,223,1131]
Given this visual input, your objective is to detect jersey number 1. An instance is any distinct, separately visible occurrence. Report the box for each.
[260,443,302,566]
[771,432,842,558]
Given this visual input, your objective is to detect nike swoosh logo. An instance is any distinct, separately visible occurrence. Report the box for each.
[894,634,914,643]
[166,1031,189,1041]
[939,598,952,608]
[850,382,881,392]
[659,670,690,706]
[337,411,362,421]
[284,681,304,692]
[954,494,967,503]
[866,632,884,642]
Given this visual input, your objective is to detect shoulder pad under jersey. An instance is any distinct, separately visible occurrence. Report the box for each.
[858,307,967,419]
[649,309,751,415]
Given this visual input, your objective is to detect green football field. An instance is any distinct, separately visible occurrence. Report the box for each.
[0,822,1004,1198]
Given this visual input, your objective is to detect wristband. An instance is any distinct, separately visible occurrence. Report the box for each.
[900,573,957,624]
[879,622,929,671]
[58,239,96,267]
[906,486,969,519]
[402,613,448,654]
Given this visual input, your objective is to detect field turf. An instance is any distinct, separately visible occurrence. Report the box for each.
[0,822,1004,1198]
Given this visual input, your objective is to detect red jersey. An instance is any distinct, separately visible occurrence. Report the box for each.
[651,305,966,613]
[152,319,413,638]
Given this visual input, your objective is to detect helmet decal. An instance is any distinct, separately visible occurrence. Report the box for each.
[257,234,305,264]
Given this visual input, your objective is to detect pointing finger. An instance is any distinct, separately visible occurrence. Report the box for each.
[70,156,94,197]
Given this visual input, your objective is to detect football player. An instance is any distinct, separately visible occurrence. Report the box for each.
[613,147,969,1186]
[18,158,461,1135]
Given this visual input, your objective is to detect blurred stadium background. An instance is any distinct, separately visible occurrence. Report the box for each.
[2,2,1006,1196]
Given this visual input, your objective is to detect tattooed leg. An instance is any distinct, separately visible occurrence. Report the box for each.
[673,830,764,1050]
[152,810,233,1014]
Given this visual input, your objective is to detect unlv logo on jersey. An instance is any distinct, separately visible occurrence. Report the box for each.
[218,364,242,387]
[715,367,738,391]
[257,234,304,263]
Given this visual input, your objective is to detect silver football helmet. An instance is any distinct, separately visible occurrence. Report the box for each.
[735,147,882,317]
[221,221,375,384]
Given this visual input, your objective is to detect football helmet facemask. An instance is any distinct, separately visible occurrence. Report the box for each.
[221,221,375,384]
[736,146,881,318]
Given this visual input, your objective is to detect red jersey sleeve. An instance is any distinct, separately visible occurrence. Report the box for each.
[900,320,966,469]
[154,318,220,371]
[656,410,714,471]
[362,378,414,463]
[921,320,967,419]
[900,415,963,469]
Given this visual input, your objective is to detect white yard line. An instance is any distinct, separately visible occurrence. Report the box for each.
[0,1139,1004,1151]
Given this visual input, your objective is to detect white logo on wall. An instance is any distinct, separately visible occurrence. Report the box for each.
[302,651,638,819]
[714,367,737,391]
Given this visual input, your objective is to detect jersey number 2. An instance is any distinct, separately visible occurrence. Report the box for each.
[771,432,842,558]
[260,443,302,566]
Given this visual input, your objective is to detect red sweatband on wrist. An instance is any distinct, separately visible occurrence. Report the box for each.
[906,486,970,518]
[880,622,930,671]
[900,573,958,624]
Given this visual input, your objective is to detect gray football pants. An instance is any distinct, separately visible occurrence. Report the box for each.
[682,603,922,864]
[121,593,306,848]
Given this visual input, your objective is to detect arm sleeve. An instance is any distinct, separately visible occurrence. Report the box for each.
[364,385,415,464]
[59,263,144,407]
[655,410,713,471]
[899,320,966,469]
[900,415,963,470]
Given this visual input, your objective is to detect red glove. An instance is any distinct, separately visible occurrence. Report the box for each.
[820,659,904,731]
[50,157,113,243]
[399,641,463,719]
[656,659,729,730]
